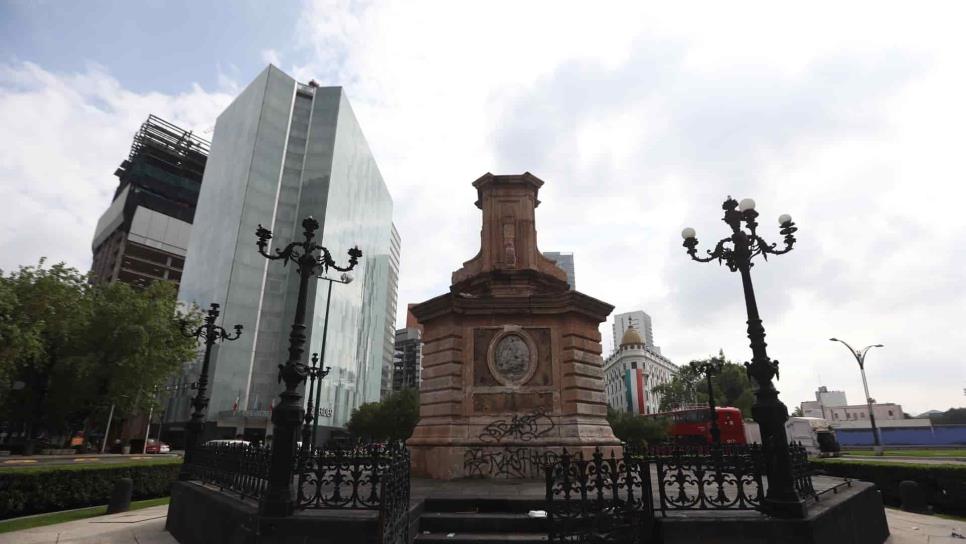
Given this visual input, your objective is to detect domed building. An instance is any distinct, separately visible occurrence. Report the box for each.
[603,324,678,414]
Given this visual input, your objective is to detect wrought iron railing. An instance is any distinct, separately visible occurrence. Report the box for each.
[186,442,271,501]
[790,442,816,499]
[295,441,411,544]
[545,447,655,544]
[651,444,765,513]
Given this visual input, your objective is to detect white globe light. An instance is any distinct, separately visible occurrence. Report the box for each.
[681,227,696,239]
[778,214,792,225]
[738,198,756,212]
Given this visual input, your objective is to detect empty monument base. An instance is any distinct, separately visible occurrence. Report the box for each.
[165,481,395,544]
[659,481,889,544]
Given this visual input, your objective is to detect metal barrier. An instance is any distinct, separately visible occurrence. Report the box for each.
[545,447,655,543]
[651,444,764,513]
[295,441,411,544]
[187,442,270,501]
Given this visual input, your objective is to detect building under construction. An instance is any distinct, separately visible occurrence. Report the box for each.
[91,115,210,287]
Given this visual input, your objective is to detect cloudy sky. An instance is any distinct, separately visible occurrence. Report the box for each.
[2,1,964,415]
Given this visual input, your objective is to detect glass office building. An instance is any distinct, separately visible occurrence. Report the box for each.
[172,65,397,442]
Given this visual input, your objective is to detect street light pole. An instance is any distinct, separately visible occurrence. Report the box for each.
[829,339,885,456]
[682,196,805,518]
[309,273,352,448]
[255,217,361,517]
[692,358,724,447]
[179,303,243,480]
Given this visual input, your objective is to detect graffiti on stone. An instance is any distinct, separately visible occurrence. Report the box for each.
[464,447,559,479]
[479,410,554,443]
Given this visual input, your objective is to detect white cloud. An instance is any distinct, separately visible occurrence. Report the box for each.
[0,62,233,274]
[3,1,965,415]
[289,0,966,414]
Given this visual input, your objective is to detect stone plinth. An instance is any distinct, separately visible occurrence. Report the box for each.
[407,173,619,479]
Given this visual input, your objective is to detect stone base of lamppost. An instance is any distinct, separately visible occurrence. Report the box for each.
[259,397,304,518]
[752,395,808,519]
[178,418,205,481]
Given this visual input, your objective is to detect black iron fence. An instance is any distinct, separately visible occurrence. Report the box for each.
[545,447,655,544]
[295,441,411,544]
[650,444,764,513]
[186,442,271,501]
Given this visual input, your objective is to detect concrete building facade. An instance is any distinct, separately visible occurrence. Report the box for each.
[91,115,209,288]
[393,327,422,391]
[542,252,575,289]
[800,386,907,427]
[603,326,677,414]
[170,65,397,443]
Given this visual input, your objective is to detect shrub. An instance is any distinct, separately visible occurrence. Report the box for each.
[0,459,181,519]
[811,458,966,515]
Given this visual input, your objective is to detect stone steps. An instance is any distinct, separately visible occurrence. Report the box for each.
[413,498,550,544]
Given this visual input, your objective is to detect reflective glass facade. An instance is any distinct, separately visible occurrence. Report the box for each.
[176,66,396,434]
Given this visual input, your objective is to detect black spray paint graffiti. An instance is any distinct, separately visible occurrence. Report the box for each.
[465,410,556,478]
[478,410,554,443]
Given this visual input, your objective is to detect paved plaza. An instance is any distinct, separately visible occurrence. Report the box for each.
[2,488,962,544]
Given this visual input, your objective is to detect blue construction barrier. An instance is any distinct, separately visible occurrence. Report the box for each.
[835,425,966,446]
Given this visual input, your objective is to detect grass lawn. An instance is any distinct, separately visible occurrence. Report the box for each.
[0,496,170,534]
[841,449,966,458]
[0,457,181,474]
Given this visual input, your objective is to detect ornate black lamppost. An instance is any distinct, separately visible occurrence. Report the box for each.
[691,358,724,447]
[256,216,361,517]
[179,303,243,480]
[829,338,885,455]
[681,196,805,518]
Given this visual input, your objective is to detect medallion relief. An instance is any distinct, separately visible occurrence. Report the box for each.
[487,328,538,386]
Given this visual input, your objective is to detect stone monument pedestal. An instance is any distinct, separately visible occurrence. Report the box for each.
[407,173,620,479]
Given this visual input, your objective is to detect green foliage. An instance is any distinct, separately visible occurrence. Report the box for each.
[0,260,200,440]
[346,388,419,442]
[811,458,966,514]
[791,406,804,417]
[0,459,182,519]
[606,407,669,449]
[929,408,966,425]
[651,352,755,418]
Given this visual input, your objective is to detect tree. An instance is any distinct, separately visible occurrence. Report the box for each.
[606,407,669,449]
[0,260,199,443]
[652,352,755,418]
[929,408,966,425]
[791,406,804,417]
[346,388,419,442]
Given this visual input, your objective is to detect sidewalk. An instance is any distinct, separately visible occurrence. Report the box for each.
[0,505,175,544]
[0,504,961,543]
[886,508,966,544]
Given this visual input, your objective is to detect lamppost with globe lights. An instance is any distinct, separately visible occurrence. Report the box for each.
[681,195,804,518]
[255,216,361,517]
[829,338,885,455]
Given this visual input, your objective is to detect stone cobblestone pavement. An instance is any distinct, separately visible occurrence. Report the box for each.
[0,500,962,543]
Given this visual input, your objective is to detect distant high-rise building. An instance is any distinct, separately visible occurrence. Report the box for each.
[172,66,397,444]
[381,224,402,399]
[91,115,209,287]
[393,327,422,391]
[612,310,658,354]
[542,251,575,289]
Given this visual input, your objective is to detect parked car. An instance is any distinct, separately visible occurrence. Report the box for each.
[203,439,251,448]
[144,439,171,454]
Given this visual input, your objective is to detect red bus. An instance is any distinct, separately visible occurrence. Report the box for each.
[646,406,747,446]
